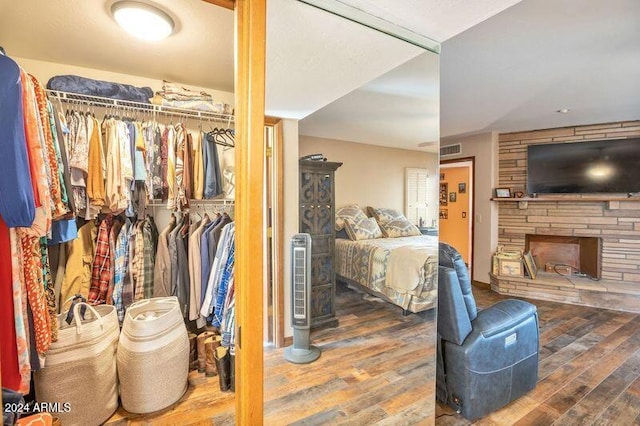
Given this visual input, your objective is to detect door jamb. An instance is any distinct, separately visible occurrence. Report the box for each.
[440,157,475,280]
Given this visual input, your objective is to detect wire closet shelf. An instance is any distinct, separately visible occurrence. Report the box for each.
[46,89,235,125]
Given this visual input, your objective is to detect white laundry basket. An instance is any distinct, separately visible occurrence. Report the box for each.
[34,303,119,426]
[117,296,189,413]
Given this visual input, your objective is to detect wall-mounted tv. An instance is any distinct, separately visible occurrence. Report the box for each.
[527,137,640,194]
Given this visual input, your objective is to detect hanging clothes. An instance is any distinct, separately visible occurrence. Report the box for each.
[154,214,176,297]
[202,131,223,198]
[192,131,204,200]
[174,123,189,210]
[59,220,97,305]
[189,214,210,324]
[166,125,177,210]
[0,216,22,392]
[87,115,106,210]
[112,220,132,323]
[175,219,191,317]
[52,103,75,214]
[29,74,67,220]
[88,214,114,305]
[142,216,158,299]
[21,69,51,233]
[0,54,35,227]
[201,221,234,321]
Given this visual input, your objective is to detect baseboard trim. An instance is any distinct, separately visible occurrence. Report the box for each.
[472,280,491,290]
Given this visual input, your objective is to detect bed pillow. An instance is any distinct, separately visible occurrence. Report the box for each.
[367,207,405,226]
[344,217,383,241]
[335,204,368,231]
[380,218,422,238]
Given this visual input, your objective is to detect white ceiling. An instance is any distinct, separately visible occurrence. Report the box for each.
[4,0,628,148]
[441,0,640,138]
[0,0,528,137]
[298,51,440,151]
[264,0,424,119]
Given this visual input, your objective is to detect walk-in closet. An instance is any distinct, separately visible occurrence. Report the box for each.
[1,0,244,424]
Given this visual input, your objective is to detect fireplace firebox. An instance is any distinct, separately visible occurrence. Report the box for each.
[525,234,602,279]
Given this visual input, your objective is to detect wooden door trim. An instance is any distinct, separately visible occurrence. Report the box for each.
[265,117,285,348]
[440,157,475,280]
[202,0,235,11]
[235,0,266,424]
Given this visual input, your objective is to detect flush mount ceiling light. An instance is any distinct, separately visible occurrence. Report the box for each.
[556,108,570,114]
[112,1,174,41]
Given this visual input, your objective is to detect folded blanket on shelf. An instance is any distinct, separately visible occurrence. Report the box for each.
[47,75,153,103]
[150,94,233,115]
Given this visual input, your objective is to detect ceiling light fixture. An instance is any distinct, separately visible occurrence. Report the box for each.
[556,108,570,114]
[112,1,174,41]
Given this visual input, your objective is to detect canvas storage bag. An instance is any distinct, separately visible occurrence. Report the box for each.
[118,296,189,413]
[34,303,119,426]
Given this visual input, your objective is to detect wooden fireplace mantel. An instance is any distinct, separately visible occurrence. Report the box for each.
[491,196,640,210]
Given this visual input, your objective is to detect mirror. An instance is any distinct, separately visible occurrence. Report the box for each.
[264,1,440,422]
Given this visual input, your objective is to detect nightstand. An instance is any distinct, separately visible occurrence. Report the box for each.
[419,227,438,236]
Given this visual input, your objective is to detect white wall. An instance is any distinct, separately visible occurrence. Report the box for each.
[282,119,299,338]
[441,132,499,283]
[299,136,439,225]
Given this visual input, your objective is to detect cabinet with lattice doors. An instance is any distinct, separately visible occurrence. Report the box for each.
[299,160,342,329]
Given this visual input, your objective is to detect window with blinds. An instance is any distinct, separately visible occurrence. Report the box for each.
[405,168,430,226]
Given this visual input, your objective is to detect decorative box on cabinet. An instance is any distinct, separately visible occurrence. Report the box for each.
[299,160,343,329]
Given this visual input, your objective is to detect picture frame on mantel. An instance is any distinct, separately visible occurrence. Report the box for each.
[498,258,524,277]
[523,251,538,280]
[495,187,512,198]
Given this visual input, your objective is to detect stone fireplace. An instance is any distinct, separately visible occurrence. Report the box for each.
[490,121,640,312]
[525,234,602,279]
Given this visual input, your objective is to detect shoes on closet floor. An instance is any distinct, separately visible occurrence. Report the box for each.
[204,335,221,377]
[188,332,198,371]
[215,346,231,392]
[197,331,215,373]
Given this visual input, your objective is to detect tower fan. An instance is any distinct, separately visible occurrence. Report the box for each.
[284,233,321,363]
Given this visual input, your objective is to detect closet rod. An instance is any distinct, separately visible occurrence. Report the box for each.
[146,198,235,207]
[46,89,235,123]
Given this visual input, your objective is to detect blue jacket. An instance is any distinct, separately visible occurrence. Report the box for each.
[0,55,35,227]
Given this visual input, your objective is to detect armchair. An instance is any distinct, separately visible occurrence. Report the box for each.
[436,243,539,420]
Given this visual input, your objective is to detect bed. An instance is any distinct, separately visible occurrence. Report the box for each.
[334,235,439,313]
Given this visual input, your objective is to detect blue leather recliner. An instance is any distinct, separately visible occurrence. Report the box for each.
[436,243,539,420]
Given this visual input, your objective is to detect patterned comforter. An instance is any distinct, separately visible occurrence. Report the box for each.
[335,235,439,312]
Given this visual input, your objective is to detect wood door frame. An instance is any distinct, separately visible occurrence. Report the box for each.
[440,157,475,279]
[265,116,285,348]
[235,0,266,424]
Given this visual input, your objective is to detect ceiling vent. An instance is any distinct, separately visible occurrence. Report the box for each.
[440,143,461,157]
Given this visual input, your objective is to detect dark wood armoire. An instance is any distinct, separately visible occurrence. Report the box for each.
[299,159,342,329]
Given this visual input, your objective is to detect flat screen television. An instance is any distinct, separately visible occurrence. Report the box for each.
[527,137,640,194]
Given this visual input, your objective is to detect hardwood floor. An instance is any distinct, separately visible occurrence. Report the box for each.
[105,282,436,425]
[437,287,640,426]
[263,282,437,425]
[104,283,640,425]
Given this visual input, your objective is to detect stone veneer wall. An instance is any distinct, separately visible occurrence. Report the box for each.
[498,121,640,284]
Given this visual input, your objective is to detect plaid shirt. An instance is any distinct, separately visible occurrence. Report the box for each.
[212,239,234,328]
[88,215,113,304]
[112,221,131,323]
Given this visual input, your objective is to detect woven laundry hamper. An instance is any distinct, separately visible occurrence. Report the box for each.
[34,303,119,426]
[118,296,189,413]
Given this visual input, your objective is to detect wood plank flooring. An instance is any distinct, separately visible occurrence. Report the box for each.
[263,282,437,425]
[104,283,640,425]
[437,287,640,426]
[105,282,436,425]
